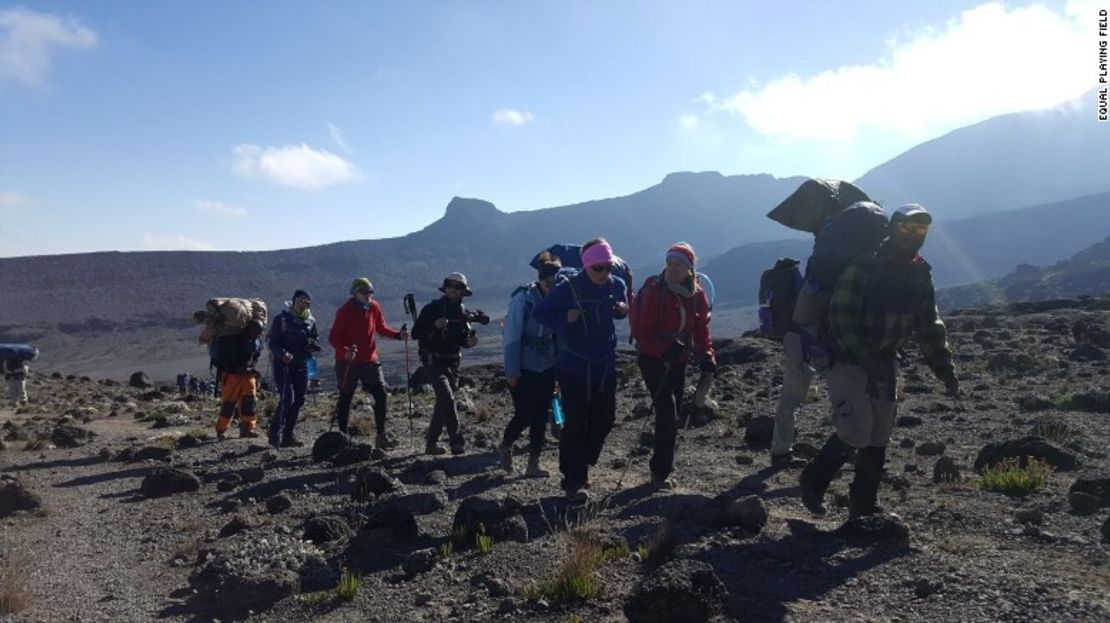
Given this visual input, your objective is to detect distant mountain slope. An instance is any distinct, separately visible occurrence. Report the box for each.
[854,98,1108,221]
[937,235,1110,310]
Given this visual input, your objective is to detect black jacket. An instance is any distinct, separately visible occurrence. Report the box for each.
[412,296,474,362]
[212,329,262,375]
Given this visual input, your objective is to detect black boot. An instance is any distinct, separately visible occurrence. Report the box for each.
[849,446,887,519]
[799,434,854,515]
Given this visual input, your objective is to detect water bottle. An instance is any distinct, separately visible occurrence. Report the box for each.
[551,394,565,426]
[306,356,318,380]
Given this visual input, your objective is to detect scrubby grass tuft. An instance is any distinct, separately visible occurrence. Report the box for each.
[335,567,361,601]
[642,521,677,566]
[475,524,493,554]
[1030,415,1080,446]
[979,457,1051,495]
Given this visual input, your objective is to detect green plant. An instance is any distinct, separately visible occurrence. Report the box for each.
[642,521,676,566]
[335,567,361,601]
[440,540,454,558]
[475,525,493,554]
[523,532,630,604]
[301,591,331,606]
[636,544,649,560]
[1053,395,1077,411]
[979,457,1051,495]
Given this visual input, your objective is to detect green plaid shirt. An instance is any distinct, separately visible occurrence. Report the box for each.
[828,254,954,379]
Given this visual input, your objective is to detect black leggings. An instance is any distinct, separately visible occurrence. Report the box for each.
[502,369,556,456]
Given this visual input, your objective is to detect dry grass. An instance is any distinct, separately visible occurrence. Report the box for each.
[642,521,677,566]
[0,548,31,615]
[980,457,1052,495]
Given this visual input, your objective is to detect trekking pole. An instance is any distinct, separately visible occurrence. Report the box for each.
[612,361,671,491]
[402,323,415,453]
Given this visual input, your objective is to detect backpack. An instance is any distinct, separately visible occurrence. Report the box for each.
[767,178,872,233]
[792,201,888,328]
[193,298,267,344]
[758,258,803,338]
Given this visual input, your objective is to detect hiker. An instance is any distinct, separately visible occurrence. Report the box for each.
[267,289,321,448]
[412,272,482,455]
[187,376,200,395]
[532,238,629,502]
[498,253,562,477]
[631,242,716,489]
[532,243,633,294]
[799,204,959,519]
[176,373,190,396]
[328,278,408,447]
[212,319,265,440]
[761,256,813,467]
[3,357,29,407]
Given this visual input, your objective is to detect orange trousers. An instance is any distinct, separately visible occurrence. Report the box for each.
[215,372,258,433]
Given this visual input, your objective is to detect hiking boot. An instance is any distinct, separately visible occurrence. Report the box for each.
[564,486,589,505]
[651,475,677,490]
[375,433,399,450]
[497,443,514,474]
[280,436,304,448]
[525,454,549,478]
[216,431,226,442]
[425,442,447,456]
[799,470,828,516]
[450,440,465,456]
[771,451,793,468]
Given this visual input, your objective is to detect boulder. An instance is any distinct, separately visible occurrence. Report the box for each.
[1068,491,1101,516]
[218,515,257,539]
[141,467,200,498]
[624,558,728,623]
[0,476,41,517]
[1068,344,1107,362]
[303,515,353,545]
[451,495,529,544]
[713,494,767,533]
[973,436,1080,472]
[915,441,946,457]
[932,457,961,483]
[329,443,373,466]
[353,467,401,501]
[129,371,153,389]
[365,498,420,541]
[311,431,349,462]
[835,513,911,546]
[402,548,440,576]
[1017,395,1054,412]
[1069,477,1110,506]
[51,424,94,448]
[265,494,292,514]
[189,534,332,613]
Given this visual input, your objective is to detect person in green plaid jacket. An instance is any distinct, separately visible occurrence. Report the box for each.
[799,203,959,520]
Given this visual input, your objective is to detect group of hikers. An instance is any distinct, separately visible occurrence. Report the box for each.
[202,187,957,521]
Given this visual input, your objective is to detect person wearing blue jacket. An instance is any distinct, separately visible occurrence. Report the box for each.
[266,289,320,448]
[498,254,562,478]
[532,238,628,502]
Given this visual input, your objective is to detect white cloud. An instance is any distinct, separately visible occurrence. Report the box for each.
[0,6,96,88]
[194,199,247,218]
[327,122,350,152]
[0,191,32,209]
[231,143,362,190]
[678,114,700,130]
[491,108,535,126]
[708,2,1093,140]
[141,233,215,252]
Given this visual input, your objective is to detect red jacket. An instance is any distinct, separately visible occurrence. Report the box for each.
[328,298,401,364]
[632,277,715,364]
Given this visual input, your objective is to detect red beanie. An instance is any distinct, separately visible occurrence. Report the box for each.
[666,242,696,269]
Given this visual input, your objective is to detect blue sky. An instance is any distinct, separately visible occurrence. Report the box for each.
[0,1,1102,257]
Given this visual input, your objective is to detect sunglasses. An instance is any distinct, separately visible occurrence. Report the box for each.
[589,264,613,273]
[897,222,930,236]
[295,298,312,306]
[356,288,374,295]
[445,282,465,290]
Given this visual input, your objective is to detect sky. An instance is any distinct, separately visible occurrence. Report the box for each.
[0,0,1105,258]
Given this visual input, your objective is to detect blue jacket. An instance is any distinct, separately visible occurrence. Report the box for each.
[503,282,556,378]
[532,271,627,380]
[267,308,318,369]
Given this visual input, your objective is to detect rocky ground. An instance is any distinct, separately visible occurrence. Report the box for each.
[2,298,1110,622]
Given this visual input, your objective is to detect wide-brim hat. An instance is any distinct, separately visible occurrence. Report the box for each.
[439,271,473,296]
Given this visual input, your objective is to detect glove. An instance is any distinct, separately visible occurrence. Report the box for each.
[699,357,717,375]
[663,341,686,364]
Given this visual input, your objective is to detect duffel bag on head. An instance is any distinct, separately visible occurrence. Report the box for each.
[0,343,38,362]
[194,298,268,344]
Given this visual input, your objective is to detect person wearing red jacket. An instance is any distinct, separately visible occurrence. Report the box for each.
[328,277,409,448]
[631,242,716,489]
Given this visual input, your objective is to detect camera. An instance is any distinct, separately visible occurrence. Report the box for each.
[466,309,491,326]
[305,338,323,353]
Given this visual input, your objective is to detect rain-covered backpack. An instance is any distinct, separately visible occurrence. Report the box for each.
[758,258,803,338]
[791,201,888,329]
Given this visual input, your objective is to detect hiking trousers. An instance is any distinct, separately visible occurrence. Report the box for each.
[270,364,308,444]
[557,371,616,490]
[426,362,462,446]
[638,355,687,481]
[772,330,817,455]
[6,376,27,407]
[826,360,896,449]
[216,372,258,433]
[334,361,388,435]
[502,368,556,456]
